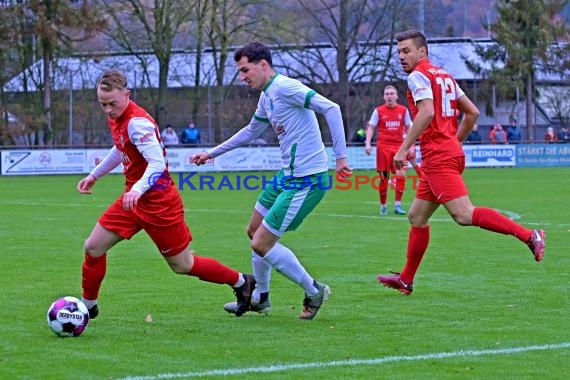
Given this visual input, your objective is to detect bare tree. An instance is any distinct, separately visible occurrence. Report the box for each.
[202,0,264,141]
[97,0,196,127]
[25,0,105,144]
[0,0,104,145]
[259,0,408,135]
[469,0,569,141]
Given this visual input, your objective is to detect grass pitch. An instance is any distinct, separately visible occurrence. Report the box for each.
[0,167,568,379]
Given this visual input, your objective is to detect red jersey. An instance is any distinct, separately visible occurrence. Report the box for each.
[110,101,165,188]
[372,104,410,147]
[406,59,464,166]
[109,100,176,197]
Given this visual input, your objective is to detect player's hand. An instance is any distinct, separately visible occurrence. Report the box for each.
[123,190,142,211]
[335,157,352,178]
[191,152,211,166]
[365,143,372,155]
[77,174,97,194]
[393,149,407,170]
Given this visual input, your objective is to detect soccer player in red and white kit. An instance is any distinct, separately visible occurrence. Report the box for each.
[76,69,254,319]
[377,30,545,295]
[365,85,412,215]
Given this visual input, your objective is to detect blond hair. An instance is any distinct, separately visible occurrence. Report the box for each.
[97,69,127,92]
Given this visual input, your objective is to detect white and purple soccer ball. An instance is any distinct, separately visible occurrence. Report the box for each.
[46,296,89,337]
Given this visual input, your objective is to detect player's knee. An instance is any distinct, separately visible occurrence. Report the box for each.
[167,252,192,274]
[246,225,256,240]
[83,238,105,257]
[250,239,269,257]
[169,263,188,275]
[450,211,471,226]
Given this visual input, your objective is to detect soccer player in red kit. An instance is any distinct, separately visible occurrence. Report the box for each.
[377,30,545,295]
[365,85,412,215]
[77,69,254,319]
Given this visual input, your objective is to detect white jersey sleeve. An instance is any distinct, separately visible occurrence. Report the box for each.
[207,102,270,158]
[367,109,380,126]
[407,71,433,104]
[90,146,122,179]
[127,117,166,195]
[307,93,347,159]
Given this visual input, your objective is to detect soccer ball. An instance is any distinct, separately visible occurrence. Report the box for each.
[46,296,89,337]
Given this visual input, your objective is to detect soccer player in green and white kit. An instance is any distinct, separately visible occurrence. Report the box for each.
[192,42,352,319]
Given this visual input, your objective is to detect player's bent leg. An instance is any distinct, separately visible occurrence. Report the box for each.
[170,250,256,316]
[471,207,544,261]
[84,222,123,257]
[443,196,475,226]
[82,223,123,319]
[246,207,265,239]
[377,199,438,294]
[407,198,439,227]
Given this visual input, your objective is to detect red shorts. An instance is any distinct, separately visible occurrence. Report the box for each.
[415,156,468,203]
[376,145,400,173]
[99,186,192,256]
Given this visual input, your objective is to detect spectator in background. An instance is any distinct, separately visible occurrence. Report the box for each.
[181,121,201,145]
[161,124,179,146]
[557,126,569,143]
[352,127,367,144]
[489,123,506,144]
[506,118,522,144]
[465,124,482,144]
[545,127,558,143]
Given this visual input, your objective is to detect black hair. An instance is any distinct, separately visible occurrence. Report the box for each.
[234,42,273,67]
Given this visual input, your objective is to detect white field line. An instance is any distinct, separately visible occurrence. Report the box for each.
[4,200,566,227]
[119,342,570,380]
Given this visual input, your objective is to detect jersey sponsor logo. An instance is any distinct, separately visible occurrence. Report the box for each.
[140,132,154,143]
[272,122,286,135]
[427,67,449,75]
[386,121,401,129]
[413,87,427,96]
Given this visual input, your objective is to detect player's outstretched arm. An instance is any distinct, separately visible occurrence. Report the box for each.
[191,151,211,166]
[77,174,97,194]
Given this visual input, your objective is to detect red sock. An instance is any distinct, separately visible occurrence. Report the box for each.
[394,175,405,202]
[379,177,388,205]
[472,207,532,242]
[82,253,107,300]
[400,225,430,284]
[189,255,240,286]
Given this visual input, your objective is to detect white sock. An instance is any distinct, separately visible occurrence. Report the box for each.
[82,298,97,308]
[395,201,401,207]
[232,274,245,288]
[252,250,272,303]
[263,243,318,296]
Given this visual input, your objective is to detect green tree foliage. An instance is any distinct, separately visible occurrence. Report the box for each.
[468,0,569,140]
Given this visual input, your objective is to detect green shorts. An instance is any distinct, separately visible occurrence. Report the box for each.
[256,170,330,236]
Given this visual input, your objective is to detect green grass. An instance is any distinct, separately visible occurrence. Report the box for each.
[0,167,569,379]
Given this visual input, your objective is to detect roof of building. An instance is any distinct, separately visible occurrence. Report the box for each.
[3,38,567,92]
